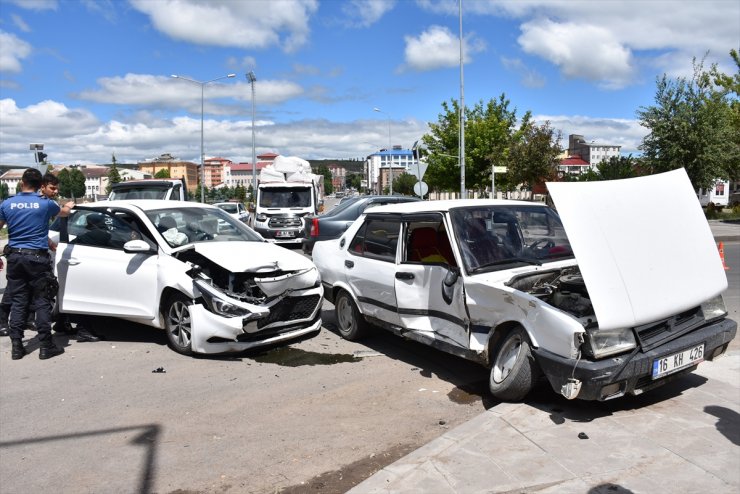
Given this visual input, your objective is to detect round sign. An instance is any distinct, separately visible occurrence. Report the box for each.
[413,181,429,197]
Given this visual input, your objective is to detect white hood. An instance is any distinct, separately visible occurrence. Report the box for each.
[547,168,727,330]
[191,242,313,273]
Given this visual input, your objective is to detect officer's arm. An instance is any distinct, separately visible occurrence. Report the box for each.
[57,201,75,218]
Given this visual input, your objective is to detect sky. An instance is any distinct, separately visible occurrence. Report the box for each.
[0,0,738,168]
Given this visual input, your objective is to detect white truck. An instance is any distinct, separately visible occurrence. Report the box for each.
[107,179,189,201]
[251,156,323,245]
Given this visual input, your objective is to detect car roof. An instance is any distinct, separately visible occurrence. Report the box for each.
[365,198,543,215]
[84,200,218,212]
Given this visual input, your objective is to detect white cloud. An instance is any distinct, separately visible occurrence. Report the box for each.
[129,0,318,53]
[0,31,32,73]
[500,56,545,88]
[341,0,395,28]
[518,19,634,90]
[11,14,31,32]
[73,73,304,113]
[403,25,485,71]
[5,0,57,11]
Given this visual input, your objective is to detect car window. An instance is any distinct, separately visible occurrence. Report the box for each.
[146,206,263,247]
[70,210,140,250]
[349,217,400,262]
[404,216,456,266]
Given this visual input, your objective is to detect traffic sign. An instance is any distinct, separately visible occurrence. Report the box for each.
[413,181,429,198]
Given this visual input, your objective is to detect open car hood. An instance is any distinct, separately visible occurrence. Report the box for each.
[192,242,313,273]
[547,168,727,330]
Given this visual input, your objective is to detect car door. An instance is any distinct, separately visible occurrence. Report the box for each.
[345,214,402,328]
[394,214,469,349]
[55,208,159,319]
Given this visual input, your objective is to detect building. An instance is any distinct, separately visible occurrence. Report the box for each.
[568,134,621,165]
[558,155,592,176]
[204,157,232,188]
[137,153,198,195]
[366,145,417,194]
[222,153,278,190]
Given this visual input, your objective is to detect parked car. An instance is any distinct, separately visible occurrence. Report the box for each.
[214,201,250,223]
[312,169,736,401]
[51,200,323,356]
[302,195,421,255]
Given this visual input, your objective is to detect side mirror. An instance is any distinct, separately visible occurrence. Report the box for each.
[441,265,461,305]
[123,239,155,254]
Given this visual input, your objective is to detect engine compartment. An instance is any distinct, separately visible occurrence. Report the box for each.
[507,267,595,323]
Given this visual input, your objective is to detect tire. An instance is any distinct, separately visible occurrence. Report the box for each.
[164,293,194,355]
[334,290,370,341]
[488,326,538,401]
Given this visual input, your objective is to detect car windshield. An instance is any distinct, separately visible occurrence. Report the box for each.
[449,205,573,274]
[217,203,238,213]
[109,186,169,200]
[146,207,262,247]
[323,196,363,217]
[259,187,312,208]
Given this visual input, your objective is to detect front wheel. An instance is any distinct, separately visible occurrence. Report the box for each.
[334,290,369,341]
[164,293,194,355]
[489,326,538,401]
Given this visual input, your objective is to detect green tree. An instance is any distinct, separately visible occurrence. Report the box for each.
[393,172,416,196]
[576,155,640,181]
[57,168,71,198]
[710,49,740,183]
[347,173,363,191]
[69,168,86,199]
[637,55,737,190]
[506,121,562,191]
[154,168,171,179]
[235,185,246,203]
[105,154,122,195]
[0,182,9,199]
[313,163,334,196]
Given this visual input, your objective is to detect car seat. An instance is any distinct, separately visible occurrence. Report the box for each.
[409,227,447,263]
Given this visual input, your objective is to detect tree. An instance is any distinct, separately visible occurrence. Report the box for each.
[57,168,71,198]
[154,168,171,179]
[393,172,417,196]
[313,163,334,196]
[710,49,740,183]
[105,154,122,195]
[506,121,562,191]
[577,155,640,181]
[69,168,86,199]
[0,182,8,200]
[637,54,738,190]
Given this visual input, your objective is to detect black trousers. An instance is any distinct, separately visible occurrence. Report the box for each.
[5,252,55,344]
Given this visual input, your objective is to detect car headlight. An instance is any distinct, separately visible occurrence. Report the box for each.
[255,213,267,222]
[701,295,727,322]
[194,279,268,320]
[584,327,636,359]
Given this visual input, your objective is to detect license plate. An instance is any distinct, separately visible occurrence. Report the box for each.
[652,344,704,379]
[276,230,295,238]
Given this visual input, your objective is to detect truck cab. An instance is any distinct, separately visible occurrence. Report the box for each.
[252,181,319,245]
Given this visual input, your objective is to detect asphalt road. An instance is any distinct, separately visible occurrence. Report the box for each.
[0,208,737,493]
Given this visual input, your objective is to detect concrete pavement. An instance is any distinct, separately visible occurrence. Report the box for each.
[350,220,740,494]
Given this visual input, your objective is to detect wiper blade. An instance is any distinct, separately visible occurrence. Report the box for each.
[471,257,543,273]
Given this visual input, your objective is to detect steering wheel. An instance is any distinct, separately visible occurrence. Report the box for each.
[528,239,555,250]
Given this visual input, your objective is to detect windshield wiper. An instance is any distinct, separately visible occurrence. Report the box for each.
[471,257,543,273]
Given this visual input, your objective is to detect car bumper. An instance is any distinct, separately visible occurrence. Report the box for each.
[188,288,324,354]
[253,226,304,244]
[533,318,737,401]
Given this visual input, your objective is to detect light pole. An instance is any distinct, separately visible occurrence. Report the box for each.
[458,0,466,199]
[171,73,236,203]
[247,71,257,204]
[373,107,392,196]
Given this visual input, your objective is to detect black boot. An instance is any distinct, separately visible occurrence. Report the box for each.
[11,339,26,360]
[76,326,100,343]
[39,344,64,360]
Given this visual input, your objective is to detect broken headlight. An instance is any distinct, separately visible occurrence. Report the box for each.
[583,327,636,359]
[701,295,727,323]
[195,279,267,319]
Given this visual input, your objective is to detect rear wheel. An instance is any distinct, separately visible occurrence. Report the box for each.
[334,290,369,341]
[489,326,538,401]
[164,293,193,355]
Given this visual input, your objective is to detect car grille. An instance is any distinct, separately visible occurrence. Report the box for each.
[236,314,320,342]
[258,294,321,328]
[634,306,704,352]
[268,216,302,228]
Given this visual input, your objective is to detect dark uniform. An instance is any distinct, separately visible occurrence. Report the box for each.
[0,187,62,359]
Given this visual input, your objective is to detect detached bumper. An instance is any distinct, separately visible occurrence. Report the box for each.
[534,318,737,401]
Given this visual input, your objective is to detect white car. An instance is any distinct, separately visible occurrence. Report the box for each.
[312,169,736,401]
[214,201,250,223]
[52,200,323,355]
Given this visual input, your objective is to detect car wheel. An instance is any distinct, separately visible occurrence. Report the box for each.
[488,326,538,401]
[164,293,194,355]
[335,290,369,341]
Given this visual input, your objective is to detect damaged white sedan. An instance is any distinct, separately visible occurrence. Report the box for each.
[53,201,323,355]
[312,169,736,401]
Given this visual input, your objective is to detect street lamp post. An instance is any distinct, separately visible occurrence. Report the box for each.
[373,107,392,196]
[171,73,236,203]
[247,71,257,204]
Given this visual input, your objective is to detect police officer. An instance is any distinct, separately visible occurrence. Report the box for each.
[0,168,74,360]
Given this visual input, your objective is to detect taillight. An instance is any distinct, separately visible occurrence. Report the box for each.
[310,218,319,237]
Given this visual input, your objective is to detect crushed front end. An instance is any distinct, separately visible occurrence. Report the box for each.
[178,250,323,354]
